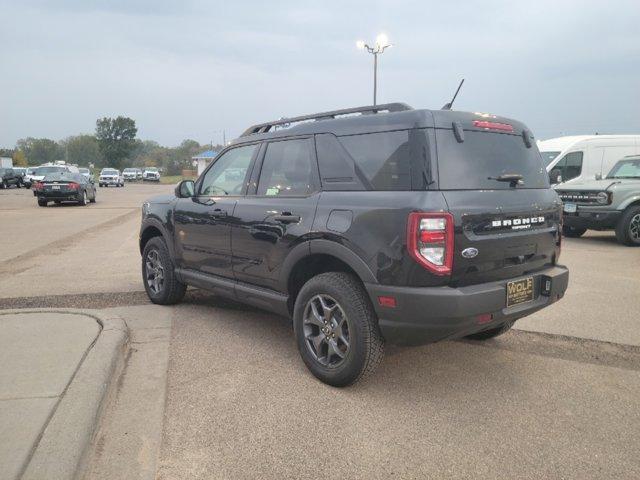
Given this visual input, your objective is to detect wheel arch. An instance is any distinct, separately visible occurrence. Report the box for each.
[139,219,175,258]
[281,239,378,316]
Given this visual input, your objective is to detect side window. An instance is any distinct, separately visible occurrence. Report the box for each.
[337,131,412,190]
[562,151,583,181]
[257,139,316,196]
[199,144,257,196]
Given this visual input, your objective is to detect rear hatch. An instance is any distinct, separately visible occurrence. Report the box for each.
[434,112,562,287]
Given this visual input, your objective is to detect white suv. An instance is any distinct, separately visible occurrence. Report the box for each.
[99,168,124,187]
[142,168,161,182]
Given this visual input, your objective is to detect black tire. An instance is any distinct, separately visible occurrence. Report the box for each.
[562,225,587,238]
[37,199,47,207]
[78,190,87,206]
[142,237,187,305]
[615,206,640,246]
[90,191,96,203]
[1,180,6,189]
[54,200,61,205]
[466,322,513,340]
[293,272,384,387]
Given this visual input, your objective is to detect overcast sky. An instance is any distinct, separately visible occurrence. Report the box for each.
[1,0,639,148]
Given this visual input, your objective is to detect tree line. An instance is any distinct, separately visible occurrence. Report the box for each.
[0,116,224,175]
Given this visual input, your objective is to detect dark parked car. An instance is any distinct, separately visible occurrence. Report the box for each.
[0,168,23,188]
[33,171,96,207]
[139,103,569,386]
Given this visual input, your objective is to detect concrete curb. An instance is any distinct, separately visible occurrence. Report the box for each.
[0,309,129,480]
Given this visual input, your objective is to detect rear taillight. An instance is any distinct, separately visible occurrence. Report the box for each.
[68,182,80,190]
[407,212,454,275]
[33,182,43,191]
[473,120,514,132]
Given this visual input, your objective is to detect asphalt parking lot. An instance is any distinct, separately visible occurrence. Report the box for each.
[1,184,639,479]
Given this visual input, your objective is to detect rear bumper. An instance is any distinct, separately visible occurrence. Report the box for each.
[365,265,569,346]
[38,192,82,202]
[563,209,621,230]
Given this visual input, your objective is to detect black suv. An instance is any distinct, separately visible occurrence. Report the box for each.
[139,103,569,386]
[0,168,23,188]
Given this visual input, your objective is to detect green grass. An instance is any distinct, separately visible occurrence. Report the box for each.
[159,175,195,185]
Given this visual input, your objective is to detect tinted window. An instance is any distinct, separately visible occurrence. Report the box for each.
[257,139,316,196]
[337,131,412,190]
[199,144,257,196]
[36,166,66,175]
[0,169,6,175]
[44,172,83,182]
[436,130,548,189]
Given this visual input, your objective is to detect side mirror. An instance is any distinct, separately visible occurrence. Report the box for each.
[595,173,602,180]
[175,180,195,198]
[549,169,562,184]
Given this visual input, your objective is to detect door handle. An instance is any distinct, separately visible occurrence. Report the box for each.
[209,208,227,218]
[273,212,301,224]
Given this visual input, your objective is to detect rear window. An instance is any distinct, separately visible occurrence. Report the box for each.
[44,172,82,182]
[436,130,548,190]
[36,166,66,175]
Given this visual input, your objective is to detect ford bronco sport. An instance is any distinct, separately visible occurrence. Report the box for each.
[556,155,640,246]
[139,103,569,386]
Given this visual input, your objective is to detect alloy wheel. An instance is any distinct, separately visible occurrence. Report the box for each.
[303,294,351,367]
[630,213,640,241]
[145,249,165,294]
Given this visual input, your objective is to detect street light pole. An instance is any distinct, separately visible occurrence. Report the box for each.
[357,34,392,106]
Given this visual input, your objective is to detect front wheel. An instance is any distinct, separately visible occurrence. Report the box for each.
[142,237,187,305]
[562,225,587,237]
[615,206,640,246]
[293,272,384,387]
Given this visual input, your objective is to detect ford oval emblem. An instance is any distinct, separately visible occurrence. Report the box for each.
[461,247,479,259]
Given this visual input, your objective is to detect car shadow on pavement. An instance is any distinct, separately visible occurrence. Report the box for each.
[174,290,521,397]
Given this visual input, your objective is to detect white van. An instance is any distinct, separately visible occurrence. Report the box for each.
[539,135,640,184]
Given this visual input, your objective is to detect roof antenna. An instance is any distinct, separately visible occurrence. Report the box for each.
[441,78,465,110]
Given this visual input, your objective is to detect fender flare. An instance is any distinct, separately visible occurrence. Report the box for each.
[278,239,378,292]
[139,217,176,258]
[618,196,640,211]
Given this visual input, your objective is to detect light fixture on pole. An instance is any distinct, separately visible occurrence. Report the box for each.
[356,33,392,106]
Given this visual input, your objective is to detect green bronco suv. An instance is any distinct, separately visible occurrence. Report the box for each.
[556,155,640,246]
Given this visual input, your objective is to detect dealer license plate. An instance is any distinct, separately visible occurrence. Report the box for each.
[52,185,60,190]
[506,277,534,307]
[563,202,577,213]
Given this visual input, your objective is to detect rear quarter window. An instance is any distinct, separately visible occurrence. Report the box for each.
[436,129,548,190]
[316,129,433,191]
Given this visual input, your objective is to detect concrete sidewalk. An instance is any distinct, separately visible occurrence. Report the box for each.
[0,310,127,480]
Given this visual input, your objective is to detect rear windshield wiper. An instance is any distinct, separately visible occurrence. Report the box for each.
[487,173,524,187]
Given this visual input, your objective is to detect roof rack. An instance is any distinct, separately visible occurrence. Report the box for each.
[240,102,413,137]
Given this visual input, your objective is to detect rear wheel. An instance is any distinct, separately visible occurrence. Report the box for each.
[562,225,587,237]
[78,190,87,206]
[142,237,186,305]
[615,206,640,246]
[293,272,384,387]
[90,190,96,203]
[466,322,513,340]
[37,199,47,207]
